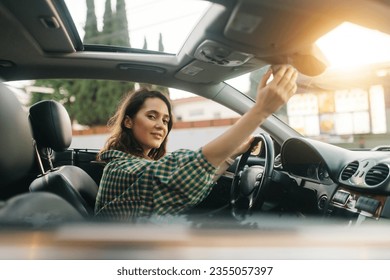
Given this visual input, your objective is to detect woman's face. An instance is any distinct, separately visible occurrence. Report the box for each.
[124,97,170,156]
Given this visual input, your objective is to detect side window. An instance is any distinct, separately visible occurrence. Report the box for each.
[6,80,241,152]
[170,95,240,151]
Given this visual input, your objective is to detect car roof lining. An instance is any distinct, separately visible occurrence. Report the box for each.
[2,0,390,84]
[1,0,76,53]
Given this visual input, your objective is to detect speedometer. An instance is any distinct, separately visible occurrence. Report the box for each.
[307,164,317,179]
[318,161,330,181]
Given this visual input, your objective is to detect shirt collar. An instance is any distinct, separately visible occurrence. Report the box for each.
[100,150,132,161]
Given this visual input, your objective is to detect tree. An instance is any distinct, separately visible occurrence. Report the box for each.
[158,33,164,52]
[84,0,99,44]
[30,80,76,122]
[112,0,130,47]
[72,80,133,126]
[101,0,114,43]
[143,36,148,49]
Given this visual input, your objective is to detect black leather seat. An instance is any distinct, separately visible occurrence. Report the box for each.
[0,83,82,226]
[29,100,98,217]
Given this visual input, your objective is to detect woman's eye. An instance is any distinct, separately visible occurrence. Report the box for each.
[148,115,156,119]
[163,119,169,125]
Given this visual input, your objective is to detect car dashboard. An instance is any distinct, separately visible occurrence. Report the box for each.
[280,137,390,221]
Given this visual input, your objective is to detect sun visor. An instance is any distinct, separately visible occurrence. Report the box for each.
[287,45,329,77]
[261,44,329,77]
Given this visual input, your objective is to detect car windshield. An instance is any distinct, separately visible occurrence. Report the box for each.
[64,0,210,54]
[4,0,390,268]
[227,22,390,150]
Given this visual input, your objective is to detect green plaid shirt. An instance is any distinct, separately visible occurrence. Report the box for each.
[95,149,217,220]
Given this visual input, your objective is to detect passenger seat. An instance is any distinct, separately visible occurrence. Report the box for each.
[29,100,98,217]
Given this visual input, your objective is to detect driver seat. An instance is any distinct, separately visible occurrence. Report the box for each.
[28,100,98,217]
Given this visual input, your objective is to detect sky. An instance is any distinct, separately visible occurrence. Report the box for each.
[65,0,210,54]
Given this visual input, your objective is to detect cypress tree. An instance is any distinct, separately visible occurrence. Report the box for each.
[143,36,148,49]
[112,0,130,47]
[158,33,164,52]
[84,0,99,44]
[102,0,114,44]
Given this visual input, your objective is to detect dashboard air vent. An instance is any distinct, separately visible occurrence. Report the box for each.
[365,164,389,186]
[340,161,359,180]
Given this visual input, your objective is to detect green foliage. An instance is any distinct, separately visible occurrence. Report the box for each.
[30,79,134,126]
[30,80,76,121]
[72,80,134,126]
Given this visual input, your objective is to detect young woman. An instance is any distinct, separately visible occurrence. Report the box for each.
[95,65,298,220]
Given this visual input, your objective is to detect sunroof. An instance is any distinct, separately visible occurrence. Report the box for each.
[64,0,210,54]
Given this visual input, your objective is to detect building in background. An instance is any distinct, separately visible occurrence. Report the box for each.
[172,96,239,122]
[285,63,390,149]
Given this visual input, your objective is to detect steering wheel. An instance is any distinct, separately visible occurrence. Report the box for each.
[230,133,274,213]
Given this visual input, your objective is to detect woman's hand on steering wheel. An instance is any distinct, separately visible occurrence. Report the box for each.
[230,133,274,216]
[230,136,259,159]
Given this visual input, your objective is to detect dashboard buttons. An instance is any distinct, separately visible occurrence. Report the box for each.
[318,195,328,210]
[355,196,380,214]
[332,190,350,205]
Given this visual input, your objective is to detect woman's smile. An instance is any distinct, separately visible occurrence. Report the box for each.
[151,132,163,139]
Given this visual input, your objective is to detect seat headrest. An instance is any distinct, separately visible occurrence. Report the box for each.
[0,83,34,189]
[29,100,72,152]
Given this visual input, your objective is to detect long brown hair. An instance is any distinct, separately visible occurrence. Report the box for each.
[97,88,173,160]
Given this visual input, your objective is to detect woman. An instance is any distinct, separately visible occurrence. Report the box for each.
[95,65,298,220]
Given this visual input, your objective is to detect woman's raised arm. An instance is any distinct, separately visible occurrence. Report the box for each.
[202,65,298,167]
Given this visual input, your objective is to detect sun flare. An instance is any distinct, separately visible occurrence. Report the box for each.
[316,22,390,70]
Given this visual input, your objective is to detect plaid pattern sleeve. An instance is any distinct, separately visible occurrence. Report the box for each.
[94,149,217,220]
